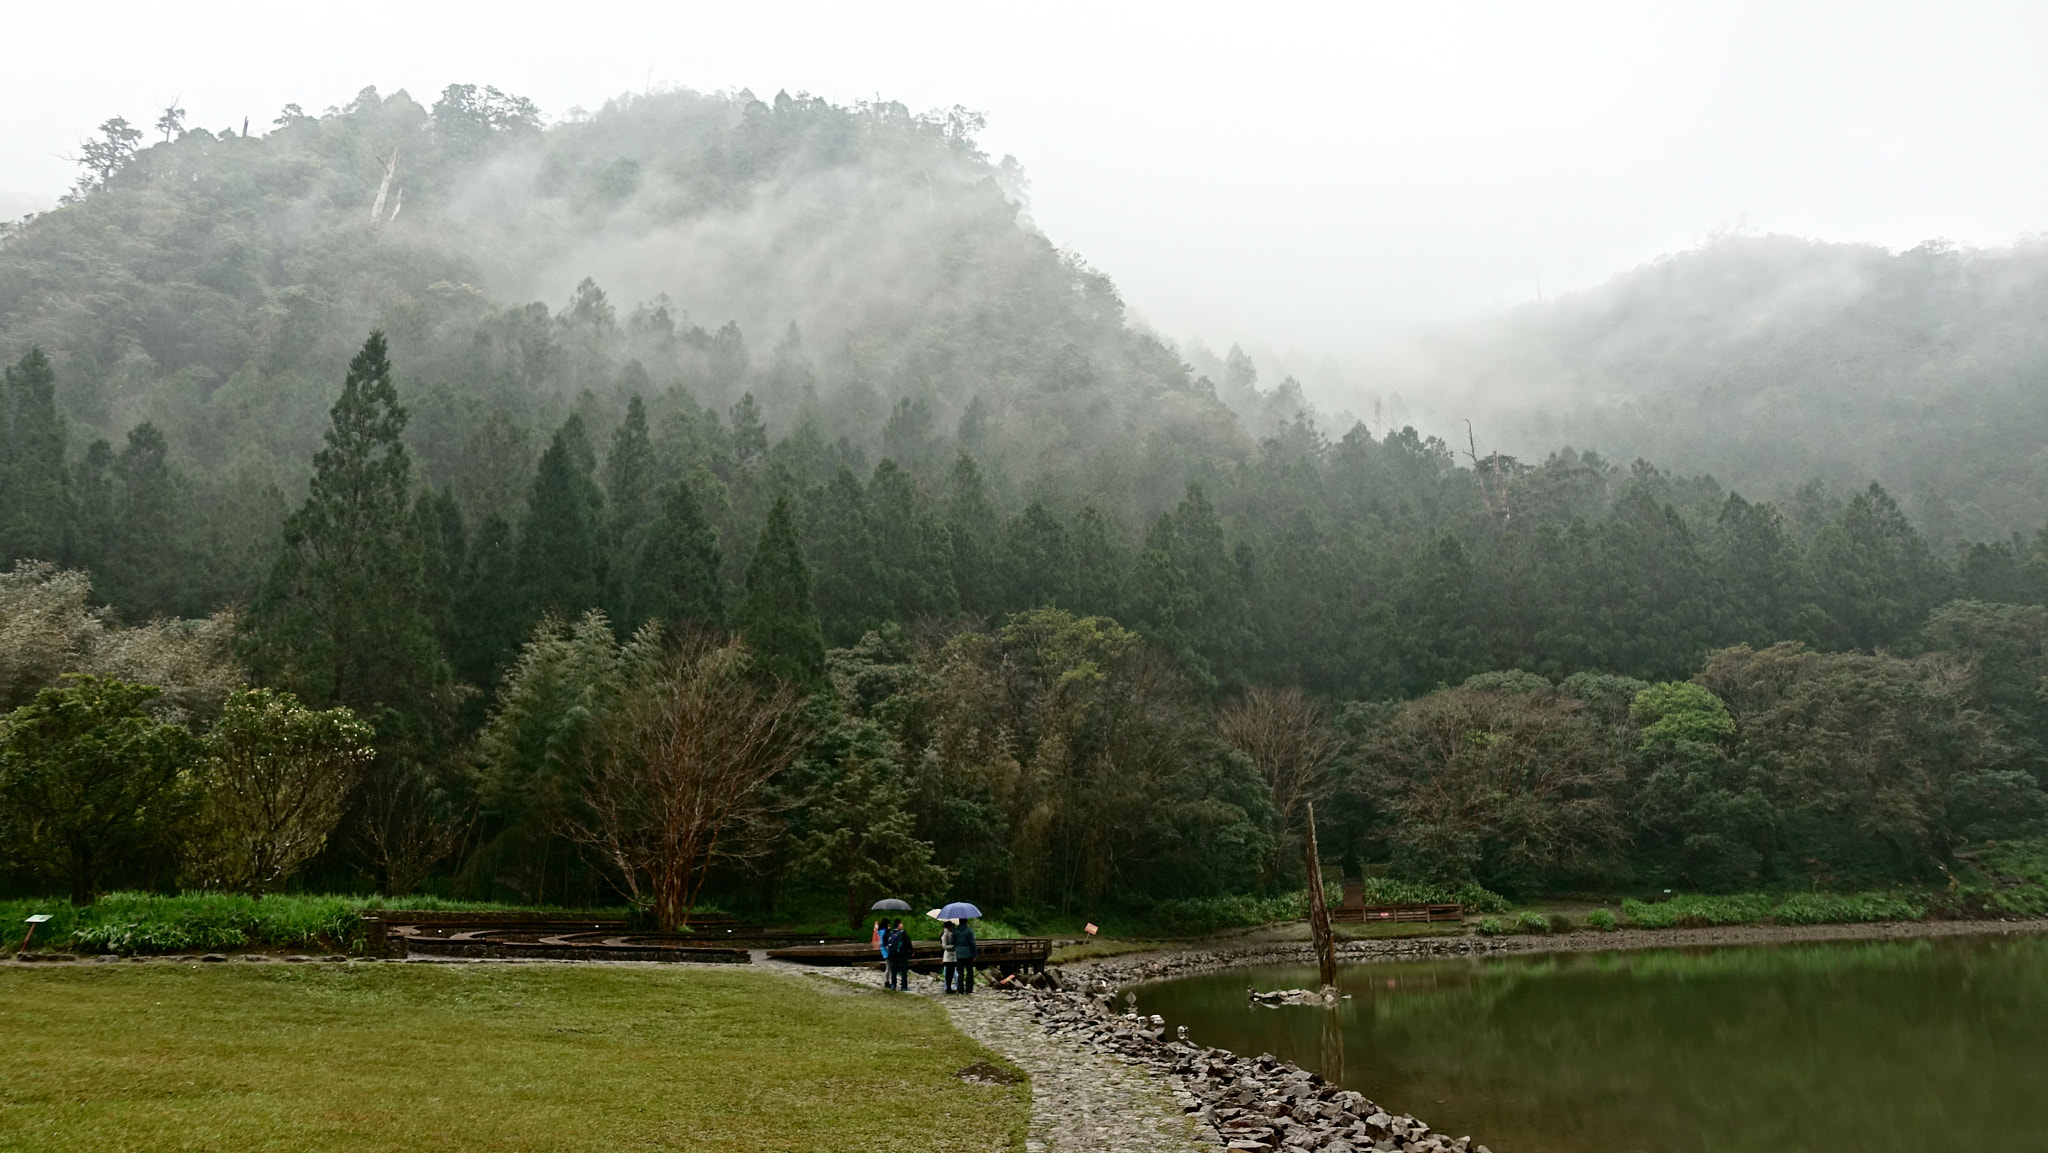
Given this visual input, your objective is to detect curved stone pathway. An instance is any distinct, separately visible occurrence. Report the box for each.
[766,959,1213,1153]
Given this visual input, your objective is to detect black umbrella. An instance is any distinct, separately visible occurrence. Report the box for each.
[870,898,913,912]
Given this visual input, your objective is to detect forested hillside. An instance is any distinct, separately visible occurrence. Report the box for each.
[1381,233,2048,547]
[3,83,2047,912]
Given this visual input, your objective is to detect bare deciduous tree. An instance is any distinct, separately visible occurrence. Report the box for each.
[354,757,473,897]
[576,632,807,931]
[1218,686,1344,879]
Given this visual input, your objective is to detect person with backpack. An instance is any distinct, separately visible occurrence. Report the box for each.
[953,919,978,994]
[884,919,910,990]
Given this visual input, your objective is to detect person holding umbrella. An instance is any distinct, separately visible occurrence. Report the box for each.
[871,899,912,989]
[932,902,982,994]
[954,918,978,994]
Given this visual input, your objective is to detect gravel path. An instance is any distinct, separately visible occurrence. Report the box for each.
[767,959,1213,1153]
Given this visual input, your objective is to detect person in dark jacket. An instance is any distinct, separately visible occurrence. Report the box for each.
[885,919,910,990]
[954,920,978,994]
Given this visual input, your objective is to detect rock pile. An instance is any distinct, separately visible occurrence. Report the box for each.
[1247,986,1338,1005]
[1012,980,1491,1153]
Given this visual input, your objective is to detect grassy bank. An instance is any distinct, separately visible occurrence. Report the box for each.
[0,893,620,955]
[0,963,1027,1153]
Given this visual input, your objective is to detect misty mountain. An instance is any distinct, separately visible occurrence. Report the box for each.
[0,84,1232,516]
[1376,233,2048,547]
[5,80,2046,705]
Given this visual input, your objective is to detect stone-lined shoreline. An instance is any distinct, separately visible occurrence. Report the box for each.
[1014,977,1478,1153]
[1059,914,2048,986]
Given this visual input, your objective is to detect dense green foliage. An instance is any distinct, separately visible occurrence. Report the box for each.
[1,82,2047,917]
[0,676,198,904]
[0,890,546,953]
[187,688,375,894]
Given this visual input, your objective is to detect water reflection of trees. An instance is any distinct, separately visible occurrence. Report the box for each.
[1140,937,2048,1153]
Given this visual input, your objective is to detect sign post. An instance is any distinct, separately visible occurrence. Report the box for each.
[19,913,52,955]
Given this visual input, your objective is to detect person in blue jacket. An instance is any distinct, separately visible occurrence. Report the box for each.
[953,919,978,994]
[884,919,910,990]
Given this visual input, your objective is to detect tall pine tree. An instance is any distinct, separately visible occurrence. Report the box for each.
[603,395,656,622]
[0,347,70,567]
[737,494,825,688]
[942,453,1001,615]
[248,332,445,716]
[807,466,892,645]
[515,415,606,630]
[627,478,724,634]
[454,513,523,688]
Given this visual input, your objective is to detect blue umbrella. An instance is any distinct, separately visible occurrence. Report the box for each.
[938,901,982,920]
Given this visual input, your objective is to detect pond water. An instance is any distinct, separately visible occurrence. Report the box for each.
[1132,934,2048,1153]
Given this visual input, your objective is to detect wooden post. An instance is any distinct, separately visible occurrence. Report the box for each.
[1304,802,1337,993]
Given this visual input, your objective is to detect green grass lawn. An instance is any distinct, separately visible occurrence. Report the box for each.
[0,963,1028,1152]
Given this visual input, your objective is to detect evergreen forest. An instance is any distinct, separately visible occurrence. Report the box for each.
[4,83,2048,922]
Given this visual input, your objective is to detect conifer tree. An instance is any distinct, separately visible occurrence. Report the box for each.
[516,415,606,629]
[110,423,182,616]
[942,453,1001,615]
[454,513,522,688]
[729,391,768,465]
[70,440,118,580]
[0,348,70,567]
[869,459,958,619]
[1070,504,1126,619]
[604,396,656,621]
[737,494,825,688]
[248,332,445,716]
[417,487,464,661]
[628,479,724,634]
[1002,501,1078,610]
[807,466,892,645]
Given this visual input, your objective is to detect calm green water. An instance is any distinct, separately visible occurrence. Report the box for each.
[1133,935,2048,1153]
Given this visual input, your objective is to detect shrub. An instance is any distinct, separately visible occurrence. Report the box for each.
[1547,913,1575,933]
[1354,877,1511,914]
[1514,911,1552,934]
[1620,891,1930,930]
[0,892,599,955]
[1146,892,1306,936]
[1621,893,1774,929]
[1585,908,1619,931]
[1474,917,1509,936]
[1769,892,1925,925]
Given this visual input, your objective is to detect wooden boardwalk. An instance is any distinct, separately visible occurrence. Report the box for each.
[362,912,862,962]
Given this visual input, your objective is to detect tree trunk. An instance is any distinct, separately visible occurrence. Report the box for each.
[1304,803,1336,993]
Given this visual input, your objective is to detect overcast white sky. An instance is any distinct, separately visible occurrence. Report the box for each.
[5,0,2045,375]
